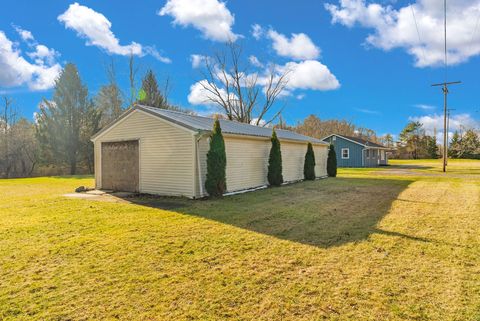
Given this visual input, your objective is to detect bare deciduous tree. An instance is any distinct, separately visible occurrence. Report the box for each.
[96,59,124,127]
[199,42,290,126]
[129,53,140,107]
[0,97,40,178]
[0,96,16,177]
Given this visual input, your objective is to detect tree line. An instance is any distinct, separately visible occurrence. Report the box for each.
[449,129,480,159]
[2,41,478,178]
[0,58,175,178]
[393,121,480,159]
[278,114,382,144]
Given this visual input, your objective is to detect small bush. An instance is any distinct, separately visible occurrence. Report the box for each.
[304,142,316,180]
[205,119,227,197]
[327,144,337,177]
[267,129,283,186]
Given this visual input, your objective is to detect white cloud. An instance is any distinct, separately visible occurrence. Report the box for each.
[296,93,306,100]
[159,0,238,42]
[278,60,340,91]
[355,107,380,114]
[12,25,34,42]
[0,31,61,90]
[409,113,479,141]
[251,24,263,40]
[188,79,239,109]
[58,3,170,62]
[144,46,172,64]
[267,29,321,60]
[190,54,209,68]
[325,0,480,67]
[27,44,59,66]
[249,55,263,67]
[414,103,436,111]
[250,118,268,127]
[188,80,223,105]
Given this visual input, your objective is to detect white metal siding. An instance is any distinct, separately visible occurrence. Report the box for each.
[314,145,328,177]
[194,135,328,197]
[94,110,194,197]
[282,142,308,182]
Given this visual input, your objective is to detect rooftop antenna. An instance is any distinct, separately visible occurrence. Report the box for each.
[431,0,461,173]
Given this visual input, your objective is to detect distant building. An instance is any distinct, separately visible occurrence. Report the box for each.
[322,134,389,167]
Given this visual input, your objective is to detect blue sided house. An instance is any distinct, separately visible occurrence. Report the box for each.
[322,134,390,167]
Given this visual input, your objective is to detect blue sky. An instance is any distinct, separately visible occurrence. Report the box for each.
[1,0,479,138]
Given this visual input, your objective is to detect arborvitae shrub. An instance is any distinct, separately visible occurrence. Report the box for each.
[327,144,337,177]
[304,142,316,180]
[205,119,227,197]
[267,129,283,186]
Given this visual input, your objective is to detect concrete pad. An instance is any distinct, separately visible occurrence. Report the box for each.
[85,190,107,195]
[63,193,100,199]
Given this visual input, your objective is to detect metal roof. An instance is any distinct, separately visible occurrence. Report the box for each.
[322,134,387,148]
[134,105,327,144]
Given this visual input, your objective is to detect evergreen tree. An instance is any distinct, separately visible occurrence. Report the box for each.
[399,121,424,159]
[81,101,102,173]
[448,131,461,158]
[36,63,99,175]
[205,119,227,197]
[426,135,439,159]
[381,133,394,148]
[267,129,283,186]
[138,70,168,108]
[303,142,316,180]
[327,144,337,177]
[459,129,480,159]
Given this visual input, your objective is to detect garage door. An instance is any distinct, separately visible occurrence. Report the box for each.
[101,140,139,192]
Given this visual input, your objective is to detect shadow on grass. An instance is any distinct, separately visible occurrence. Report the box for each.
[120,176,418,248]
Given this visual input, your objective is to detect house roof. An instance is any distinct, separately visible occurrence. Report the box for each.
[322,134,388,149]
[92,105,327,145]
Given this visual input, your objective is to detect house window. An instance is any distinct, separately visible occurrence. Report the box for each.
[341,148,349,159]
[381,150,385,161]
[366,150,370,158]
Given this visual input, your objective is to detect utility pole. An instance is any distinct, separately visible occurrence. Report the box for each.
[431,0,461,173]
[431,82,460,171]
[445,108,455,165]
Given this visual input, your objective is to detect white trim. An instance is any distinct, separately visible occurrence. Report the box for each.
[341,148,350,159]
[138,138,143,192]
[195,133,207,198]
[321,134,366,147]
[321,134,389,150]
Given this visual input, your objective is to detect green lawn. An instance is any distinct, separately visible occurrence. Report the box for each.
[1,160,479,320]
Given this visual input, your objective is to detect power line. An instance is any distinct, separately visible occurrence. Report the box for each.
[444,0,447,82]
[431,0,461,173]
[410,4,429,66]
